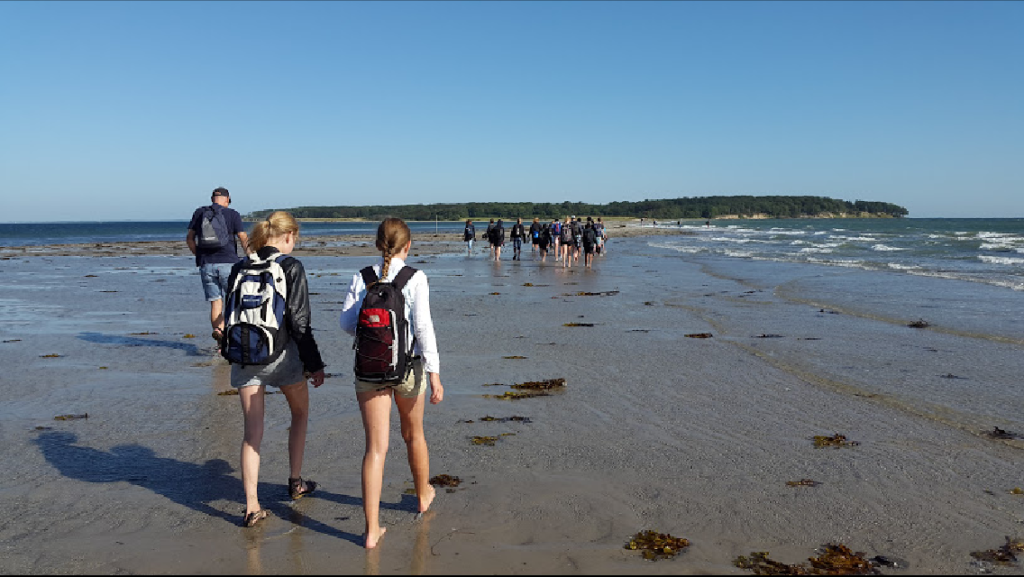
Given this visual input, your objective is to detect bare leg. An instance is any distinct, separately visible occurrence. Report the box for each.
[239,385,266,516]
[210,298,224,332]
[395,392,435,513]
[358,388,393,548]
[278,380,309,479]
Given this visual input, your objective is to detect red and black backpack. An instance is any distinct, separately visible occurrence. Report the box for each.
[353,265,418,384]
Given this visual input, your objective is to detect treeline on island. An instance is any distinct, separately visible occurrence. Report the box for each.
[245,195,908,221]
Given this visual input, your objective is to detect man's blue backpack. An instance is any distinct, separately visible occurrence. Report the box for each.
[197,205,231,250]
[221,252,289,366]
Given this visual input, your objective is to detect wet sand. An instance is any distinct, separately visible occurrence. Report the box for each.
[1,232,1023,574]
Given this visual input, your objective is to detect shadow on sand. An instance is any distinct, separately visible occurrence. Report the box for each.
[77,331,204,356]
[30,431,427,546]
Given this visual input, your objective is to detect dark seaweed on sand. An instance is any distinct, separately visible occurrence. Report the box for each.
[907,318,929,328]
[685,333,713,338]
[735,544,880,575]
[502,355,528,359]
[429,474,461,487]
[986,426,1021,440]
[460,415,533,424]
[625,530,690,561]
[812,434,860,448]
[970,537,1024,566]
[511,378,566,390]
[484,391,551,400]
[54,414,88,421]
[786,479,822,487]
[564,322,595,327]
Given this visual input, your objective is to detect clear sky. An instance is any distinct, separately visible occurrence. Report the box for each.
[1,1,1021,222]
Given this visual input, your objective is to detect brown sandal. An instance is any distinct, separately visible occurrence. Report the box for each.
[242,509,268,527]
[289,477,317,500]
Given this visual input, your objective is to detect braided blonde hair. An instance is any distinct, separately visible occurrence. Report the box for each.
[375,217,411,284]
[248,211,299,252]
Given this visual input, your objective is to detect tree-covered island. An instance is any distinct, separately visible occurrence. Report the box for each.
[245,195,908,221]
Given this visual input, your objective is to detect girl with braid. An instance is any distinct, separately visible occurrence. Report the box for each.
[339,217,445,549]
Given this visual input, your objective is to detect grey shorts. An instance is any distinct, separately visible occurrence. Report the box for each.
[230,340,305,389]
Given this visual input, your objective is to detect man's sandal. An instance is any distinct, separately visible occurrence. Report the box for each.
[242,509,269,528]
[289,477,317,500]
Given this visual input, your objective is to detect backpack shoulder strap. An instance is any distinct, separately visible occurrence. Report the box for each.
[392,266,418,290]
[360,266,378,287]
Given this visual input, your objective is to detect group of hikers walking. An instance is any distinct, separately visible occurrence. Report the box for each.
[187,188,618,549]
[187,188,442,549]
[463,215,609,267]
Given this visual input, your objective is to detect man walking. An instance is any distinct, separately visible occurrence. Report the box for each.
[186,187,249,345]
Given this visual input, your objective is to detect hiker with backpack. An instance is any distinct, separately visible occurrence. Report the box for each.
[221,211,326,528]
[582,218,598,268]
[537,219,551,262]
[186,187,249,347]
[463,219,475,256]
[339,217,444,549]
[490,218,505,261]
[560,216,574,268]
[529,217,542,254]
[510,218,525,261]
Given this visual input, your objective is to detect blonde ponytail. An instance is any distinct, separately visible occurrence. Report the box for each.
[248,211,299,252]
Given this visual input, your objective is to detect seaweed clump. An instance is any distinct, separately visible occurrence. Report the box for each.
[564,322,595,327]
[429,474,461,487]
[484,390,550,400]
[812,434,860,449]
[735,544,880,575]
[460,415,532,424]
[54,413,88,421]
[511,378,566,390]
[503,355,528,359]
[625,530,690,561]
[986,426,1021,440]
[786,479,822,488]
[907,319,929,328]
[685,333,713,338]
[471,433,515,446]
[970,537,1024,566]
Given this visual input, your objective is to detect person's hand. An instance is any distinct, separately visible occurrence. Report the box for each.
[428,373,444,404]
[306,369,325,388]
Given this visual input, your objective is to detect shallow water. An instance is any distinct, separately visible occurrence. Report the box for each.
[2,240,1024,574]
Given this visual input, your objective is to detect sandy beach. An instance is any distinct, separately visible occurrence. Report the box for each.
[2,229,1023,574]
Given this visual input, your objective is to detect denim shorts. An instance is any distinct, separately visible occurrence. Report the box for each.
[200,262,234,301]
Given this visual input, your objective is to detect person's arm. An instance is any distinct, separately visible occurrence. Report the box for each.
[408,273,443,404]
[339,270,366,336]
[186,229,197,255]
[237,231,249,254]
[282,258,326,380]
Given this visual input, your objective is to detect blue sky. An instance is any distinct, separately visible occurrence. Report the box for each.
[1,1,1021,222]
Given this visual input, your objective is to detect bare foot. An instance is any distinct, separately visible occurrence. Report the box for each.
[419,485,436,514]
[364,526,386,549]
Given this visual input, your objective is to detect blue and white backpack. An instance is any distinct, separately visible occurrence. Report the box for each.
[221,251,289,366]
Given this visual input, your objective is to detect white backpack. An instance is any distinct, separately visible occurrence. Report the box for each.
[221,251,289,366]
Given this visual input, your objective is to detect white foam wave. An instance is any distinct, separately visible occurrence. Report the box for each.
[872,244,906,252]
[799,247,833,254]
[979,255,1024,266]
[887,263,922,271]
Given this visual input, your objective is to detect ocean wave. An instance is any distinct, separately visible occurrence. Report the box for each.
[832,235,877,242]
[979,255,1024,266]
[871,244,906,252]
[887,263,922,271]
[799,247,834,254]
